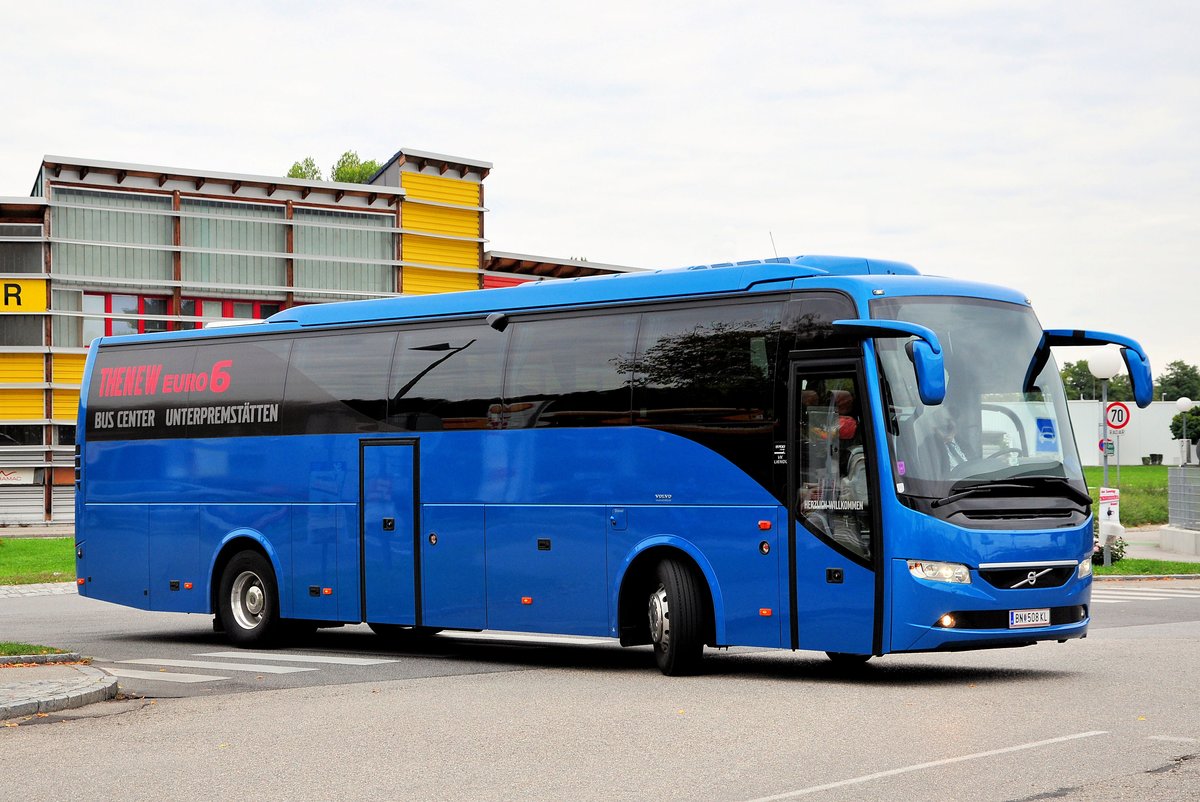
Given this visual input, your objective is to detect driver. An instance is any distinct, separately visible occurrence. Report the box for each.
[935,416,969,472]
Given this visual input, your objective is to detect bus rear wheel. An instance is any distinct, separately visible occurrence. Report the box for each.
[649,558,705,676]
[218,551,280,647]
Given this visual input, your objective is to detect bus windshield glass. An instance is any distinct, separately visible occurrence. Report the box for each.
[871,295,1086,503]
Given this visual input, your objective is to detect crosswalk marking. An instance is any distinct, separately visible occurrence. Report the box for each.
[195,651,399,666]
[119,658,316,674]
[1091,585,1200,604]
[106,667,228,684]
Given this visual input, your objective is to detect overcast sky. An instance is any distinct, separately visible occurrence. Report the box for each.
[2,1,1196,373]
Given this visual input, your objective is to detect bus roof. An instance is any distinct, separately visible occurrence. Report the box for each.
[268,255,920,330]
[92,254,1026,347]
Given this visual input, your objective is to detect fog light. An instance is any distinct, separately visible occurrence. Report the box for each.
[1077,560,1092,579]
[907,560,971,584]
[938,614,956,628]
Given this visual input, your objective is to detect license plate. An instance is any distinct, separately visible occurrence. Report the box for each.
[1009,608,1051,628]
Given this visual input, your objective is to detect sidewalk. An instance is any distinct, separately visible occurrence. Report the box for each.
[0,524,74,539]
[1,650,119,722]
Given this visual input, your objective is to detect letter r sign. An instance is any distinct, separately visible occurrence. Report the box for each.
[0,279,47,313]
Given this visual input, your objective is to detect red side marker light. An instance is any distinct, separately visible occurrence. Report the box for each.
[521,596,533,605]
[322,587,333,596]
[758,521,772,531]
[183,582,194,590]
[76,578,86,586]
[759,608,773,617]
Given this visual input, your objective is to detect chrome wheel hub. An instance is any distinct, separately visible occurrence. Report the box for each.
[231,570,265,630]
[648,584,670,649]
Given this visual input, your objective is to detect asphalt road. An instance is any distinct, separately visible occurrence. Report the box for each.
[2,580,1199,801]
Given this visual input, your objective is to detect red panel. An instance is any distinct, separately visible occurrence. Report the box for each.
[483,273,535,289]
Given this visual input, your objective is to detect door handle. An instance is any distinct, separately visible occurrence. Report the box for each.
[382,518,395,531]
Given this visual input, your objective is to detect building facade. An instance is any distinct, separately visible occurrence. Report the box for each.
[0,149,636,524]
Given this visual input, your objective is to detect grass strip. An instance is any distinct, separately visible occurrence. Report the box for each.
[0,538,76,585]
[0,642,66,657]
[1094,558,1200,576]
[1083,465,1168,527]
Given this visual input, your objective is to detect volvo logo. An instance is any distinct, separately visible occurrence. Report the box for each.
[1011,567,1054,589]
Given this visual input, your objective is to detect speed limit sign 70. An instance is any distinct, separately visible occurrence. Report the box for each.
[1106,401,1130,431]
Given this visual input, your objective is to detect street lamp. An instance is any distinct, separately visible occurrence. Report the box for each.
[1177,396,1195,466]
[1089,349,1124,567]
[1087,348,1124,487]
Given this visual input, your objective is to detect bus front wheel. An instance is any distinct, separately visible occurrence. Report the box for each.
[649,559,705,676]
[218,551,280,647]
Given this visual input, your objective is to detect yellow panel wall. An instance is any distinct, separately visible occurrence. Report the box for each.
[0,388,45,421]
[52,390,80,421]
[400,173,481,207]
[403,235,479,269]
[403,204,480,238]
[52,354,86,386]
[402,267,479,295]
[0,353,44,384]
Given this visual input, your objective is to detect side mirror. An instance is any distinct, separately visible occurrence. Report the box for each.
[1042,329,1154,408]
[833,319,946,405]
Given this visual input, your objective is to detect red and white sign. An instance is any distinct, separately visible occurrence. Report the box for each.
[1106,401,1131,430]
[0,468,36,485]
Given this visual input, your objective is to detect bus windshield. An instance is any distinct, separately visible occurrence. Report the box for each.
[871,295,1086,503]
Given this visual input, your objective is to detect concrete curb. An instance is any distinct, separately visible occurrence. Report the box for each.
[0,652,83,666]
[1095,574,1200,582]
[0,664,118,721]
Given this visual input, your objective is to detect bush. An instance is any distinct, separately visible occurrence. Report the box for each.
[1092,537,1128,564]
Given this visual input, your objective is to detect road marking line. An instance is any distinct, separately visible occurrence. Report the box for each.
[738,731,1108,802]
[1148,735,1199,743]
[195,651,398,666]
[106,667,228,684]
[1092,593,1185,600]
[436,631,611,646]
[1089,599,1131,604]
[119,659,316,674]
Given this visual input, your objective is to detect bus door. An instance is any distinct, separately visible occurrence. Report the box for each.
[360,439,487,629]
[788,356,881,655]
[361,439,420,626]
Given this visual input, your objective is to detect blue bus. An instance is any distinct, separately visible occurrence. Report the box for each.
[74,255,1153,675]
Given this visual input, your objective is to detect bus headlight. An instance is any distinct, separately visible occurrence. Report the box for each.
[1077,560,1093,579]
[907,560,971,584]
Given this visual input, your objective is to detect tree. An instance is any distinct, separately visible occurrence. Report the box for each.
[1058,360,1132,402]
[329,151,381,184]
[1156,360,1200,401]
[285,151,382,184]
[286,157,322,181]
[1169,408,1200,442]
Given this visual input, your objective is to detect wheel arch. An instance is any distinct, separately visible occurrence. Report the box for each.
[207,530,288,618]
[613,537,724,647]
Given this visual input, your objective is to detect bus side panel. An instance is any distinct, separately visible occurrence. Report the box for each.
[148,505,201,613]
[485,505,608,635]
[200,505,294,619]
[421,504,487,630]
[611,506,782,648]
[79,504,150,609]
[291,505,343,622]
[336,505,361,622]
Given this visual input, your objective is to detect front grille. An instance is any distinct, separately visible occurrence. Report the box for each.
[937,605,1086,630]
[979,565,1076,590]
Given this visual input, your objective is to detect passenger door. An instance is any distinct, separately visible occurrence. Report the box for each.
[788,355,880,655]
[360,439,419,625]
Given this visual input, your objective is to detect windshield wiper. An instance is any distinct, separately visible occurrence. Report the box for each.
[931,483,1031,509]
[931,478,1092,509]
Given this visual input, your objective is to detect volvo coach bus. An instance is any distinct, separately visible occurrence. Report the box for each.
[74,255,1153,675]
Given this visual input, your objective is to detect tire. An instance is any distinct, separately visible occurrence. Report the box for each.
[825,651,872,667]
[218,550,281,647]
[649,558,705,676]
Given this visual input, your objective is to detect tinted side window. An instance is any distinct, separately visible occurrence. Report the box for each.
[632,301,784,491]
[784,292,859,349]
[283,331,395,435]
[86,344,194,440]
[503,313,638,428]
[388,323,506,431]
